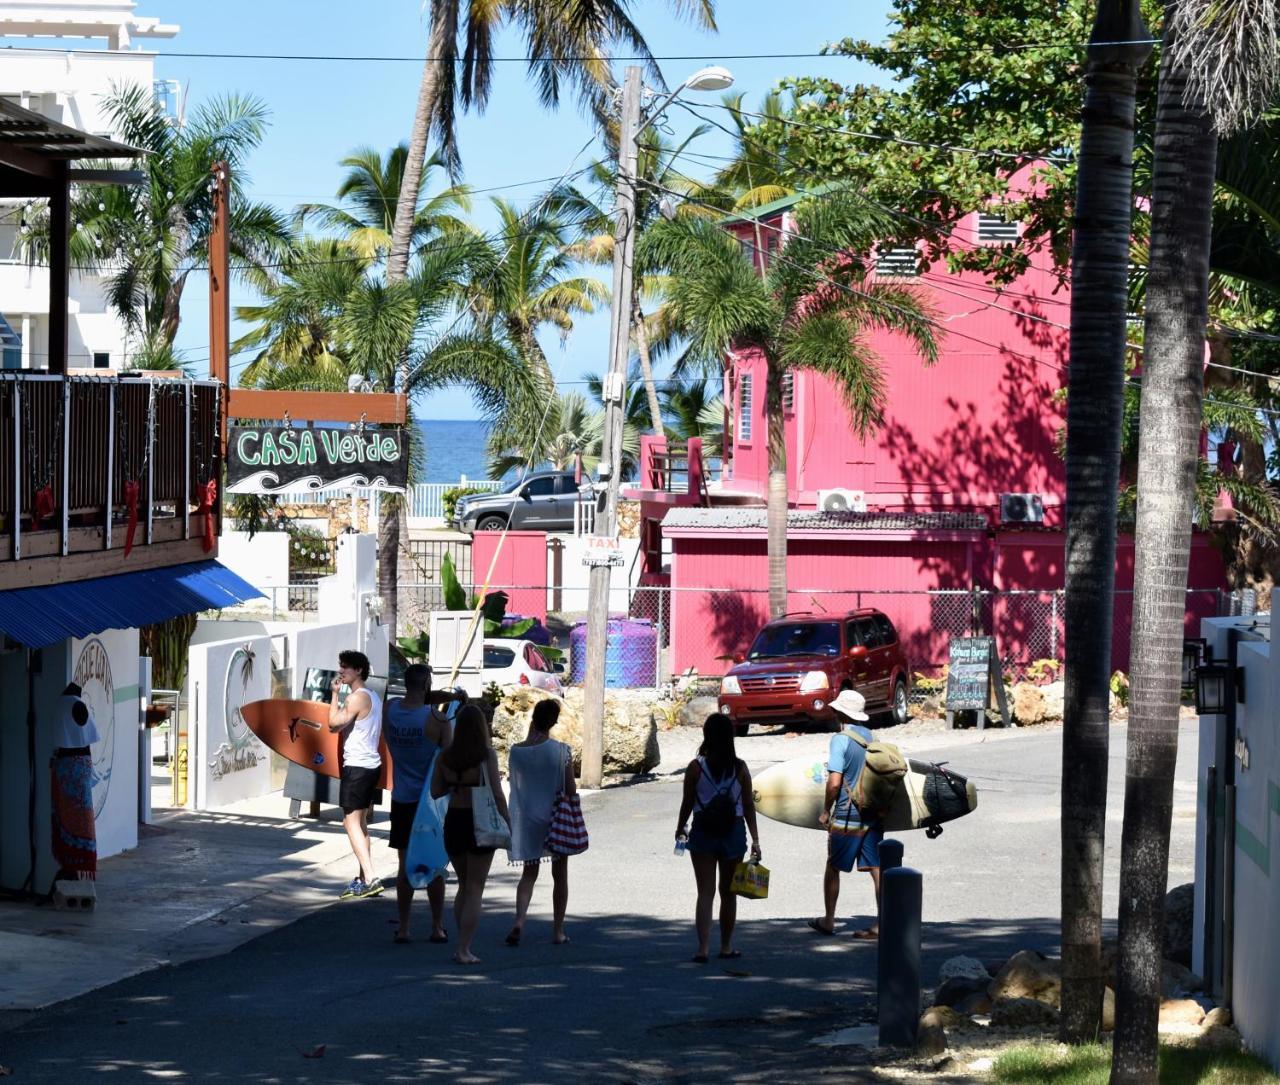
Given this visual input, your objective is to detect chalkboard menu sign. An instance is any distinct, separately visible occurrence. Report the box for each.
[945,636,1011,728]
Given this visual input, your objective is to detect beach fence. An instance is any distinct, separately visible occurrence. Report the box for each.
[266,477,504,529]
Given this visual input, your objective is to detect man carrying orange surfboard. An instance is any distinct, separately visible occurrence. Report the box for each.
[328,650,385,900]
[809,690,882,940]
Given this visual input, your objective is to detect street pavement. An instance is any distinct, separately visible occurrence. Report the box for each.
[0,718,1201,1084]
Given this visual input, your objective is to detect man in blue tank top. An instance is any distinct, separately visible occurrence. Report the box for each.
[809,689,883,940]
[384,664,466,944]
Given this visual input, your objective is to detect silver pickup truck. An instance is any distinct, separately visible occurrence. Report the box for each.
[451,471,596,534]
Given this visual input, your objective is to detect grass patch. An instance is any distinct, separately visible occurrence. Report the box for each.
[991,1042,1280,1085]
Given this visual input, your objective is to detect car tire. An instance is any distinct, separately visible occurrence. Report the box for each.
[890,677,909,727]
[476,514,507,532]
[733,721,748,738]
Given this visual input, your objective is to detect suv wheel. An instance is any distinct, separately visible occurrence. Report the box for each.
[476,514,507,532]
[890,678,909,726]
[733,721,748,738]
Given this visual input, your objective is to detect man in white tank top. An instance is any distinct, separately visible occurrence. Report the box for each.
[328,650,385,900]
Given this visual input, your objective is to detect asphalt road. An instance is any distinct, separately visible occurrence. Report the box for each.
[0,719,1200,1084]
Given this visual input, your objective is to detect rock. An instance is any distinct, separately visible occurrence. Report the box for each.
[1197,1025,1243,1052]
[1041,681,1065,721]
[988,950,1062,1009]
[1202,1006,1232,1029]
[1162,960,1202,998]
[1101,987,1116,1032]
[955,992,993,1017]
[491,687,659,776]
[990,997,1061,1028]
[1163,883,1195,966]
[916,1021,947,1056]
[1159,998,1206,1028]
[938,955,992,985]
[921,1006,966,1031]
[1012,682,1047,725]
[935,975,991,1008]
[678,695,719,729]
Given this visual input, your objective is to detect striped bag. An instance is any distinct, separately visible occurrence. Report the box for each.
[546,793,589,856]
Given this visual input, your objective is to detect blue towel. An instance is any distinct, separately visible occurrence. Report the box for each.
[405,750,450,888]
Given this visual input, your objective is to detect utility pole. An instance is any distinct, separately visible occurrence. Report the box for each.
[581,65,642,789]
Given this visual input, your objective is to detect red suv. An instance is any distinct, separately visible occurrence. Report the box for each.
[718,610,911,735]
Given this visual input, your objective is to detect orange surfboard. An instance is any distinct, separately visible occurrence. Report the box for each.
[240,699,393,790]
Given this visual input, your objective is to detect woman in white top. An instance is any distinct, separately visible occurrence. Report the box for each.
[505,699,576,946]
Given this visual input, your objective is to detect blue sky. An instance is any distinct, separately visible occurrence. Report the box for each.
[158,0,895,418]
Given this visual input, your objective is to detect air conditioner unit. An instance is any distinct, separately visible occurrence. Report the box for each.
[818,488,867,513]
[1000,493,1046,524]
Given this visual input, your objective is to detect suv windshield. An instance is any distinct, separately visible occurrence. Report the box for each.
[748,621,841,659]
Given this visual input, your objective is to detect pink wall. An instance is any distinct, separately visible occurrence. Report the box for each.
[470,531,547,623]
[724,207,1068,523]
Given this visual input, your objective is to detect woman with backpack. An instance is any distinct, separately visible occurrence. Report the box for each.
[674,713,762,963]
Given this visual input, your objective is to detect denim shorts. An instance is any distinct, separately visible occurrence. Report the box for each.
[687,816,747,860]
[828,826,883,872]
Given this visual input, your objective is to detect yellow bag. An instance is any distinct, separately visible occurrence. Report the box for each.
[730,860,770,900]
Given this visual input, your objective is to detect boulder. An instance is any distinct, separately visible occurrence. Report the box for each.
[988,950,1062,1009]
[490,687,659,776]
[1159,999,1206,1028]
[916,1019,947,1056]
[935,975,991,1009]
[678,695,720,729]
[1101,987,1116,1033]
[990,997,1060,1028]
[1202,1006,1232,1029]
[1012,682,1047,725]
[955,992,993,1017]
[1040,681,1065,721]
[1100,941,1200,998]
[1164,883,1195,966]
[921,1006,967,1031]
[938,955,992,985]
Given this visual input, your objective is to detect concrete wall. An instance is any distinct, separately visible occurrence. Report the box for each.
[218,531,290,591]
[188,634,272,811]
[1195,604,1280,1070]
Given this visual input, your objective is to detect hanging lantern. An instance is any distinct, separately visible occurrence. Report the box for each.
[1181,638,1207,688]
[1194,663,1243,714]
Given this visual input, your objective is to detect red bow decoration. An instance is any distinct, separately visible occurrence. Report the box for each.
[32,485,55,530]
[196,478,217,553]
[123,480,140,558]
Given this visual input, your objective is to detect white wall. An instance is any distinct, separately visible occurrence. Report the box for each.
[218,530,290,591]
[317,533,388,676]
[547,534,641,613]
[188,634,272,810]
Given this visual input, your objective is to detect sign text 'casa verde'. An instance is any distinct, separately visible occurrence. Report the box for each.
[226,425,408,494]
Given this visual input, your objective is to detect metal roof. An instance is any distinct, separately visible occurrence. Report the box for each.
[0,560,263,649]
[0,97,145,160]
[661,508,989,532]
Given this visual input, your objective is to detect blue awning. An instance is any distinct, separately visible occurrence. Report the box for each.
[0,560,264,649]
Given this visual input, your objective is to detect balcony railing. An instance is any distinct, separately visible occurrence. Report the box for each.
[628,435,709,507]
[0,373,222,589]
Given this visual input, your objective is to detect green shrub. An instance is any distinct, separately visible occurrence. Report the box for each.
[443,486,489,522]
[287,524,332,574]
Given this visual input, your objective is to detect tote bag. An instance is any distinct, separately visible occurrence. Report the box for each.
[546,793,589,856]
[471,763,511,850]
[405,751,450,889]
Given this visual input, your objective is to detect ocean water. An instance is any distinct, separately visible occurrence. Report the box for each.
[416,418,496,484]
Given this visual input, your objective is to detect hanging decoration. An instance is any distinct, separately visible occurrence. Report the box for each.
[115,381,155,559]
[24,387,63,532]
[196,477,217,552]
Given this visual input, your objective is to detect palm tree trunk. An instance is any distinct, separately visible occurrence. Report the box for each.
[381,2,455,639]
[1059,0,1152,1043]
[765,356,788,617]
[632,299,665,436]
[1112,13,1217,1081]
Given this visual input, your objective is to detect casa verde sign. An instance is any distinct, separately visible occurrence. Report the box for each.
[226,425,408,494]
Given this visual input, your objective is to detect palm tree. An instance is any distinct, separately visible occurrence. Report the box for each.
[714,91,797,211]
[23,84,291,350]
[485,391,603,478]
[1056,0,1154,1044]
[1112,1,1280,1078]
[585,361,647,479]
[662,379,725,459]
[643,191,938,616]
[297,144,471,262]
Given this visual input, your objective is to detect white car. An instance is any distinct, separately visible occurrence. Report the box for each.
[483,639,563,694]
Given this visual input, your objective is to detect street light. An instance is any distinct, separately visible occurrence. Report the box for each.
[1194,662,1244,714]
[579,64,734,789]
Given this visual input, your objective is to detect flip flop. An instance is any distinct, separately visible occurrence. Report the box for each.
[691,953,709,964]
[807,918,836,936]
[552,936,571,946]
[718,949,742,960]
[851,928,879,941]
[504,928,522,947]
[429,932,449,944]
[393,933,412,945]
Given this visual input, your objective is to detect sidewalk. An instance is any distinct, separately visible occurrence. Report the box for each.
[0,792,392,1015]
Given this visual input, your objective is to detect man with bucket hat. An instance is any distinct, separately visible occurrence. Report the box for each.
[807,689,882,940]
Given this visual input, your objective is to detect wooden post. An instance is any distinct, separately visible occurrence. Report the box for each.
[208,160,230,459]
[47,163,70,375]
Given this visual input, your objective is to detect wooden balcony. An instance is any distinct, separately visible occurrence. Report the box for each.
[0,374,223,590]
[624,435,711,507]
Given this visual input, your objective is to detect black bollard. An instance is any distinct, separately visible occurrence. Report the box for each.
[880,838,904,870]
[878,866,923,1048]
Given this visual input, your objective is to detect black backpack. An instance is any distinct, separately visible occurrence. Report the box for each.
[696,763,738,837]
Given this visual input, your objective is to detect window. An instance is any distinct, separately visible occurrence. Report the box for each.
[749,622,841,659]
[484,645,516,669]
[523,477,556,498]
[873,614,897,646]
[738,235,758,264]
[738,373,753,442]
[781,371,795,413]
[856,618,882,648]
[875,246,920,278]
[555,473,581,495]
[845,620,862,649]
[977,213,1020,243]
[92,352,110,369]
[525,644,550,672]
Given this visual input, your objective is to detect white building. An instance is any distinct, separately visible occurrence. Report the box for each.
[0,1,178,371]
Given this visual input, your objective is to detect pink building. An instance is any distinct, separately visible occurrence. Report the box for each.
[623,188,1227,676]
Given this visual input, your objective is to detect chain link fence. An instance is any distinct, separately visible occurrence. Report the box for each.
[394,581,1233,692]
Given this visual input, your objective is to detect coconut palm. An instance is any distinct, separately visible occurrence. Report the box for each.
[296,144,471,263]
[661,379,725,459]
[1113,0,1280,1077]
[643,191,938,616]
[713,91,798,211]
[1056,0,1154,1043]
[485,391,603,478]
[22,84,291,348]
